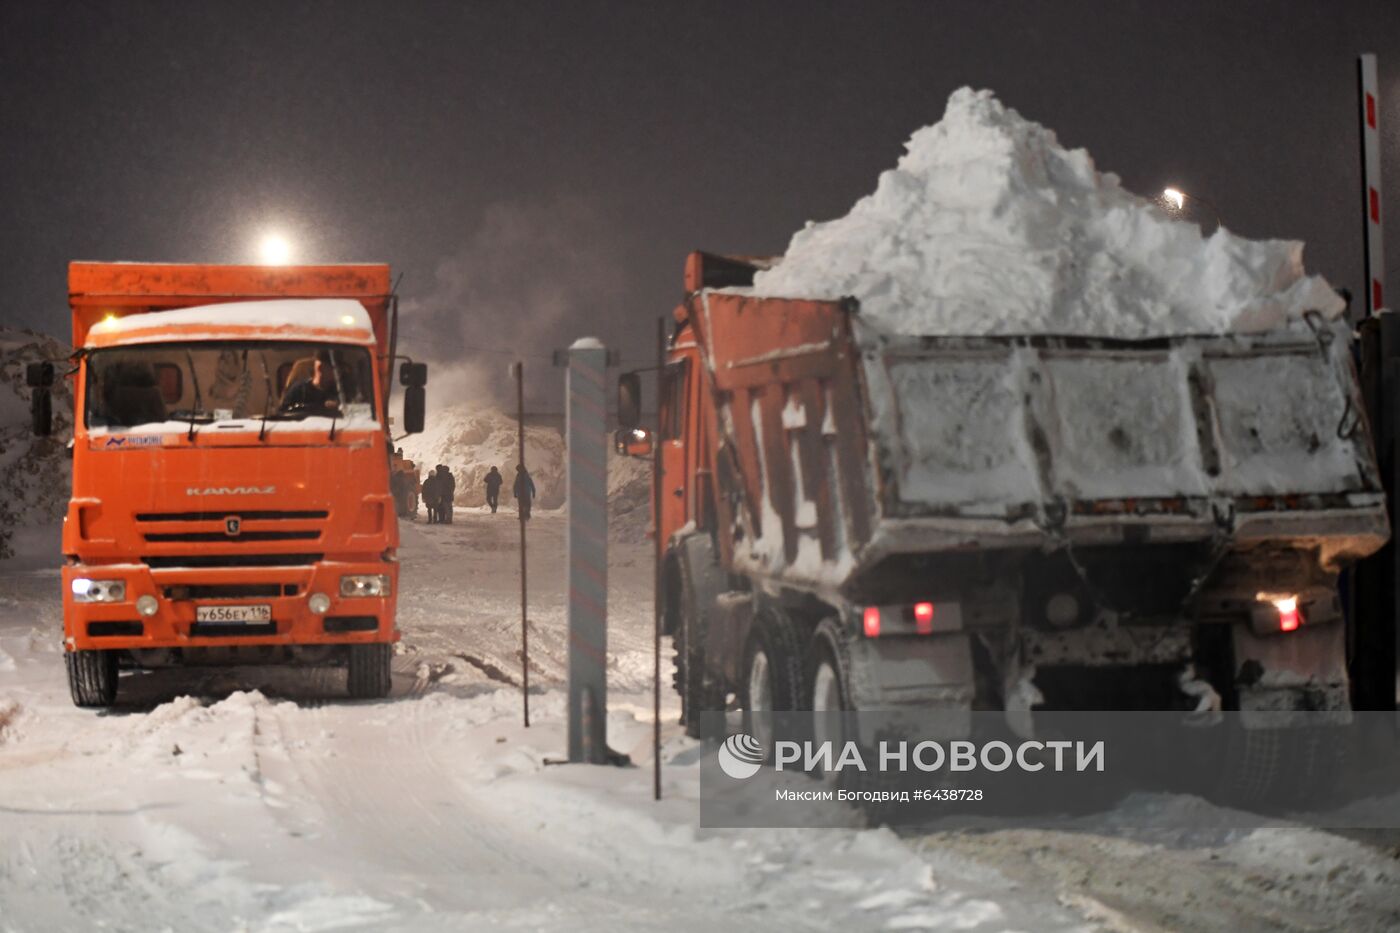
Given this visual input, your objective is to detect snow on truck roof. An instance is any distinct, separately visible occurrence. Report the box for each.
[747,88,1344,339]
[84,299,375,348]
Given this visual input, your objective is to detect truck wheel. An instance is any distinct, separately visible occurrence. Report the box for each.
[806,618,855,771]
[742,611,805,754]
[807,618,853,713]
[65,649,118,708]
[347,644,392,699]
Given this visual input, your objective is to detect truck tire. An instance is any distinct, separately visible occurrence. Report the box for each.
[347,643,392,699]
[742,611,805,754]
[65,649,118,708]
[807,618,853,713]
[806,618,857,775]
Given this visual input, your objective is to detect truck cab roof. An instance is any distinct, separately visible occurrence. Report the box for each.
[84,299,376,348]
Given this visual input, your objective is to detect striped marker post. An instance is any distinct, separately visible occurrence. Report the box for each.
[1360,53,1385,317]
[560,337,614,763]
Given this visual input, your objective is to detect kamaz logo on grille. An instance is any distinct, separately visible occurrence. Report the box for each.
[224,516,242,537]
[186,487,276,496]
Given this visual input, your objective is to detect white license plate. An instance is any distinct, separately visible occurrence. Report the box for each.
[195,604,272,624]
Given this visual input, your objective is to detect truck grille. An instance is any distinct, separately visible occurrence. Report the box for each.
[136,509,327,548]
[163,583,298,599]
[136,510,329,522]
[143,531,320,544]
[142,553,323,569]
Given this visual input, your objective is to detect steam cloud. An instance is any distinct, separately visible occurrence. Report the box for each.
[397,197,627,413]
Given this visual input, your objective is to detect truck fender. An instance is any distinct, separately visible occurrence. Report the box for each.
[671,532,734,687]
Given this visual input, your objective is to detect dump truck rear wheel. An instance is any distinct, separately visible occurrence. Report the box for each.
[347,643,392,699]
[807,619,852,713]
[66,649,118,708]
[742,611,805,754]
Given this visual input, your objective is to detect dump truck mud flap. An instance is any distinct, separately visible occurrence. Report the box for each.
[844,633,974,710]
[1231,622,1350,717]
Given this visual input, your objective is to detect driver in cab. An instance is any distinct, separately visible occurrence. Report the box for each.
[279,351,340,413]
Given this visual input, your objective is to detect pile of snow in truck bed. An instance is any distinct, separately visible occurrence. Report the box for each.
[751,88,1344,338]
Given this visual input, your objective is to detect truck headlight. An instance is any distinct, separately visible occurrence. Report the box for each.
[71,578,125,603]
[340,574,391,598]
[135,595,159,617]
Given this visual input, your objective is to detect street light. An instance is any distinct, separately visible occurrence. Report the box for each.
[1159,186,1222,230]
[258,232,293,265]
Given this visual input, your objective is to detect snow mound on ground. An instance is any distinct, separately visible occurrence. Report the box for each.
[608,451,653,542]
[402,405,568,509]
[0,329,73,559]
[751,87,1344,338]
[400,404,651,524]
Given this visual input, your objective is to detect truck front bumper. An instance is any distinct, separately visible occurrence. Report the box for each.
[62,560,399,652]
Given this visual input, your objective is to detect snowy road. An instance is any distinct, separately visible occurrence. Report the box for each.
[1,510,1398,931]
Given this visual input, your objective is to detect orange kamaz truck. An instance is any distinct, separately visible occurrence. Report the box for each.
[617,252,1390,795]
[26,262,428,706]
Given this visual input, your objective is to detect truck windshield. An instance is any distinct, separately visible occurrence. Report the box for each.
[85,341,376,430]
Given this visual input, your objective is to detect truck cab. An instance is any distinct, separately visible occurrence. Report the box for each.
[30,263,427,706]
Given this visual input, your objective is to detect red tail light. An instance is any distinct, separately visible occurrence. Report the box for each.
[913,602,935,634]
[862,606,881,638]
[1252,593,1304,635]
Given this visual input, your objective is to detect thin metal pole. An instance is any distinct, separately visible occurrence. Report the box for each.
[653,315,665,800]
[1359,53,1385,318]
[517,361,530,727]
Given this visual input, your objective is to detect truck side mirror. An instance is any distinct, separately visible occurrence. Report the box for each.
[617,371,641,431]
[26,362,55,436]
[402,385,426,434]
[399,361,428,387]
[31,387,53,437]
[614,427,654,458]
[26,362,54,388]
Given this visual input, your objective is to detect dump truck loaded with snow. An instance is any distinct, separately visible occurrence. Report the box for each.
[26,262,428,706]
[616,90,1390,748]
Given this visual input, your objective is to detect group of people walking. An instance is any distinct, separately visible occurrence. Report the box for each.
[420,463,536,523]
[421,464,456,524]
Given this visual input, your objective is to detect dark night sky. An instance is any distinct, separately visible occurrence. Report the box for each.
[3,0,1399,405]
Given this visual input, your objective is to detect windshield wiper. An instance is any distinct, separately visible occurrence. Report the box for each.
[184,350,204,442]
[258,350,275,442]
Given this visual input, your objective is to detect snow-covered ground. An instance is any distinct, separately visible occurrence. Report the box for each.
[2,511,1399,931]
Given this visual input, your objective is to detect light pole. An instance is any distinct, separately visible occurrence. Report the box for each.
[1160,187,1223,232]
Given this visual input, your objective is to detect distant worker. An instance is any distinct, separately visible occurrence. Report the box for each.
[422,469,441,524]
[513,463,536,521]
[437,465,456,524]
[390,468,411,518]
[279,351,339,413]
[484,466,503,514]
